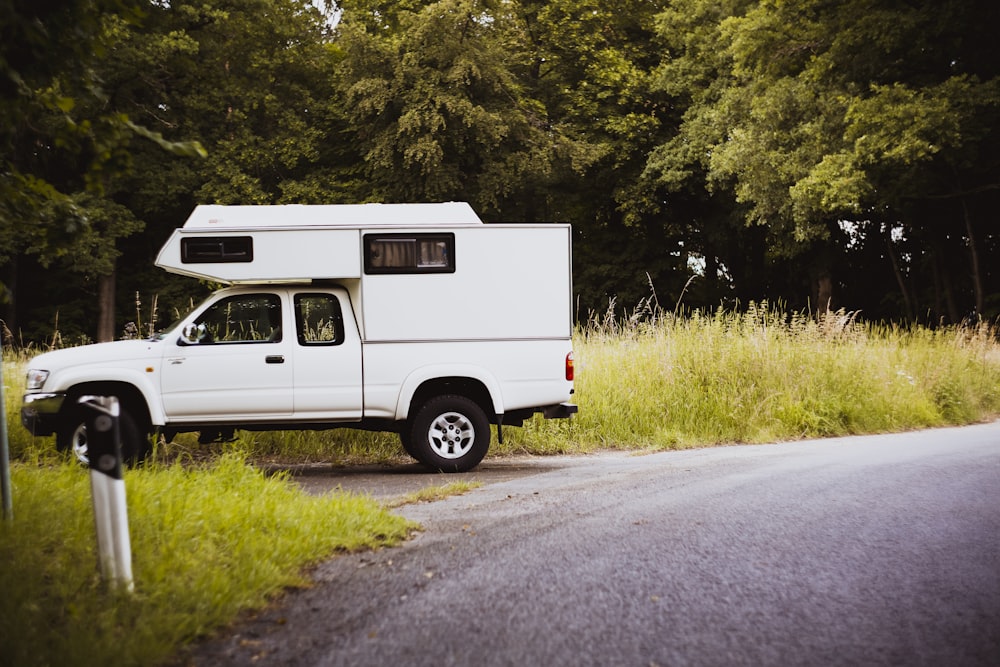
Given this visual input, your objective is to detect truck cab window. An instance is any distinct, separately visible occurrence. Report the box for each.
[295,293,345,346]
[190,294,282,344]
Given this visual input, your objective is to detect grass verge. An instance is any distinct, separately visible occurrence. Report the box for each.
[0,454,413,667]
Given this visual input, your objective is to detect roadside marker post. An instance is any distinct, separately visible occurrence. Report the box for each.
[80,395,135,593]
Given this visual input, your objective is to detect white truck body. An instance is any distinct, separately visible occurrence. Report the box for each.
[21,202,577,472]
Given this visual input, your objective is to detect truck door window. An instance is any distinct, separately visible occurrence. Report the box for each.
[294,294,345,346]
[191,294,282,343]
[364,234,455,273]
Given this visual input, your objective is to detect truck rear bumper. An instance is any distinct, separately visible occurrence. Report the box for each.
[543,402,578,419]
[21,392,66,436]
[502,402,578,426]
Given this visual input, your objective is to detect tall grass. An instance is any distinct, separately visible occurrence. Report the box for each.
[0,454,413,667]
[496,303,1000,454]
[3,350,45,463]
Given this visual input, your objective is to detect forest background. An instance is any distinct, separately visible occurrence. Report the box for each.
[2,0,998,345]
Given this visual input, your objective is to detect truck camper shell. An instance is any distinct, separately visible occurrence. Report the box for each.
[155,202,573,342]
[156,202,482,283]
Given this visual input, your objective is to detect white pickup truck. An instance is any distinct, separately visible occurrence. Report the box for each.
[20,202,577,472]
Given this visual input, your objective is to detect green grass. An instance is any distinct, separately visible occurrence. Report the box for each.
[0,454,413,667]
[495,305,1000,454]
[2,304,999,665]
[387,480,484,508]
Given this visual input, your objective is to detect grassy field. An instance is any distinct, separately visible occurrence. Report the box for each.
[2,305,999,665]
[541,305,1000,452]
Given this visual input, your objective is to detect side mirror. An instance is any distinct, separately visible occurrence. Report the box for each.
[181,323,211,344]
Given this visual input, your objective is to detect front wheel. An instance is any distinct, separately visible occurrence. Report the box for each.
[56,405,151,466]
[407,395,491,473]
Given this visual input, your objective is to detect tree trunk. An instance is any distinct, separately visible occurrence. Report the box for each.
[704,253,720,306]
[97,270,116,343]
[883,226,914,322]
[929,246,960,325]
[942,265,960,325]
[960,196,984,318]
[2,257,18,344]
[815,272,833,317]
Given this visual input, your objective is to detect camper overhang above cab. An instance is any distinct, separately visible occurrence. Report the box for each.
[154,202,483,284]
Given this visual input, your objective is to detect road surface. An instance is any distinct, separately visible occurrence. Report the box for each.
[181,423,1000,666]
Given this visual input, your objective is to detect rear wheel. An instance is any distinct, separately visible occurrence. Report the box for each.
[56,404,151,466]
[399,431,421,461]
[407,395,491,473]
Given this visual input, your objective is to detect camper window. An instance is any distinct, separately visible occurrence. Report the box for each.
[364,234,454,274]
[181,236,253,263]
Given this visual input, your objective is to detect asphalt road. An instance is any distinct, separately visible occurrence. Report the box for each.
[182,423,1000,666]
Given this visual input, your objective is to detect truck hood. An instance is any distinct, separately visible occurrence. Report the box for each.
[27,339,163,370]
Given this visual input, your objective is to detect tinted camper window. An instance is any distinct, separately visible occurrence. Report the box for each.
[364,234,455,274]
[181,236,253,263]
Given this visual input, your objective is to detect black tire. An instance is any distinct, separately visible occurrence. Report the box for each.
[398,431,421,462]
[407,395,491,473]
[56,404,151,466]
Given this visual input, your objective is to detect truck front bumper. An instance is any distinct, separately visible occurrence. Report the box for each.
[21,392,66,436]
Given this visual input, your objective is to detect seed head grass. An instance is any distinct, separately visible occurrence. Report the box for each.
[496,305,1000,453]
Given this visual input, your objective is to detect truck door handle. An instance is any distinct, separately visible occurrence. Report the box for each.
[168,357,185,365]
[265,355,285,364]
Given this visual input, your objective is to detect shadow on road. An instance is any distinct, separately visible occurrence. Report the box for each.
[259,455,569,502]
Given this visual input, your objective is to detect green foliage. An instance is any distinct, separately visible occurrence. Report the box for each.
[231,428,405,464]
[645,0,1000,319]
[0,0,208,265]
[337,0,591,210]
[4,0,1000,339]
[2,354,41,462]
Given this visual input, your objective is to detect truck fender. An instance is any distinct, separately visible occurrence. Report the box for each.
[52,367,166,426]
[393,364,504,422]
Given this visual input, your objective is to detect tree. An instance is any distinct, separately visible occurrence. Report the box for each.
[517,0,697,314]
[3,0,346,342]
[335,0,583,213]
[0,0,210,341]
[646,0,1000,320]
[1,0,137,334]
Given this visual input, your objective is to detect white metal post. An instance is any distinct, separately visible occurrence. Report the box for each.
[81,395,134,593]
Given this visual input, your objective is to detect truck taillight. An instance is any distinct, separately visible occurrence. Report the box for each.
[566,352,575,381]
